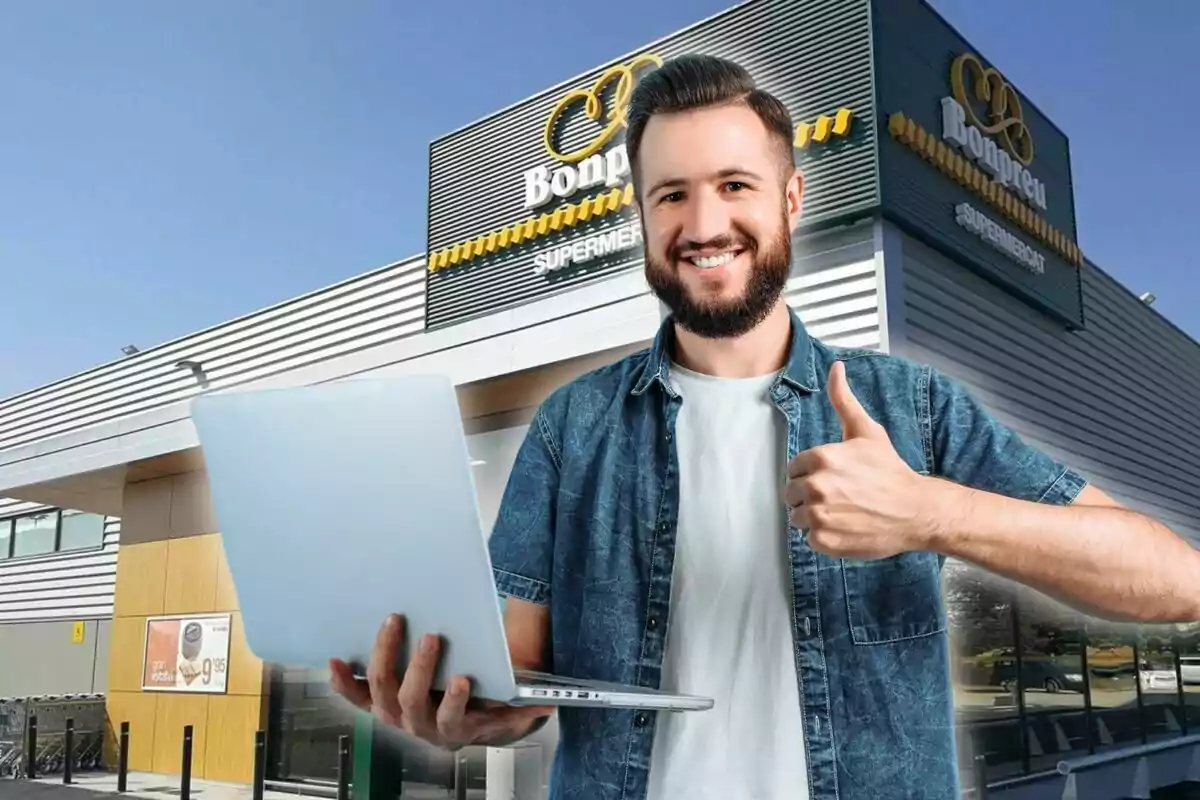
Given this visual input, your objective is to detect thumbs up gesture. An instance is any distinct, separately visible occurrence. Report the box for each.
[784,361,928,560]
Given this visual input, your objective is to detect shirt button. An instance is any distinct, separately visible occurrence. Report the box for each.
[635,713,649,727]
[647,616,659,631]
[659,522,669,534]
[664,430,673,443]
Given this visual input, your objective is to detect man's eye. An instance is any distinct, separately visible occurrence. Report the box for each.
[725,181,747,192]
[661,192,684,203]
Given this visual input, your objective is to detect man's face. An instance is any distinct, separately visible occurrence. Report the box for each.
[636,103,804,339]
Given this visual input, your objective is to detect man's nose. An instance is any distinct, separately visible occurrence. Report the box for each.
[679,189,732,246]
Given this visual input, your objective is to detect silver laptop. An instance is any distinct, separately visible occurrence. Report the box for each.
[189,374,712,712]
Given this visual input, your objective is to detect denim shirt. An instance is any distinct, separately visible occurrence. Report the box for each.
[488,309,1088,800]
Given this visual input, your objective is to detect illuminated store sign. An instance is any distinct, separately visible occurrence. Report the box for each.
[887,51,1082,269]
[429,55,856,275]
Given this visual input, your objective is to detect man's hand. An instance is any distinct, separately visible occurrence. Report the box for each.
[784,361,928,559]
[329,614,554,751]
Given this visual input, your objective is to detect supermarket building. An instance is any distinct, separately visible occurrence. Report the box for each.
[2,0,1199,797]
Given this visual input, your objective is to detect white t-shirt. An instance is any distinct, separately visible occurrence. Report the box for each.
[646,364,810,800]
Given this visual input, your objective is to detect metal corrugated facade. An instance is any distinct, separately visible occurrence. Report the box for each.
[786,221,881,350]
[0,257,425,455]
[426,0,879,329]
[873,0,1085,328]
[0,498,122,623]
[897,233,1200,545]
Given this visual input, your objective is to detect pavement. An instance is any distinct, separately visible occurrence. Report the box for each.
[0,773,471,800]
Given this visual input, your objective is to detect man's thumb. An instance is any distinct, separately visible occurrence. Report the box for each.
[827,361,879,439]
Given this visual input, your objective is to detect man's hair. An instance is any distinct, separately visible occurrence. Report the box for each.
[625,54,795,196]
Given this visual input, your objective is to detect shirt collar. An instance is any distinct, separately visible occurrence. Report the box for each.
[631,305,818,397]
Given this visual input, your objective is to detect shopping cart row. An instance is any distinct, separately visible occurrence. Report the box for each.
[0,695,106,780]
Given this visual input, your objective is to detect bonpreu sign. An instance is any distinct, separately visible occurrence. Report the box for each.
[424,0,878,330]
[423,0,1084,331]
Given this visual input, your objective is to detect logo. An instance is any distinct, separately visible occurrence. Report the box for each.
[523,54,662,210]
[542,53,663,164]
[949,53,1033,167]
[941,53,1046,211]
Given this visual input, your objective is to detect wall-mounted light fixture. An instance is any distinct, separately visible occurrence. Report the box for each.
[121,345,140,356]
[1139,292,1156,306]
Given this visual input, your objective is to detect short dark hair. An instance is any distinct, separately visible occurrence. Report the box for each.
[625,54,795,196]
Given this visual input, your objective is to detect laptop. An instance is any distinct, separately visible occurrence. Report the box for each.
[189,374,712,712]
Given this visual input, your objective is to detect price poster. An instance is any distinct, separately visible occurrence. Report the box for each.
[142,613,232,693]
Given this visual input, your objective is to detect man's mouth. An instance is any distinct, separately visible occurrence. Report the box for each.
[684,250,742,269]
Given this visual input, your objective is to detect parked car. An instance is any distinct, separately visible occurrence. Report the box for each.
[989,659,1085,694]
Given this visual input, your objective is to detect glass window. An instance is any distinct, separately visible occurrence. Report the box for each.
[0,519,11,559]
[59,510,105,552]
[1138,626,1183,742]
[945,560,1024,782]
[1086,621,1143,751]
[12,512,58,558]
[1178,623,1200,730]
[466,425,530,536]
[1017,591,1089,771]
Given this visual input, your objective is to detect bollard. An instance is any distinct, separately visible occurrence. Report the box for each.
[252,731,266,800]
[336,735,351,800]
[117,721,130,792]
[64,718,75,784]
[973,754,988,799]
[180,725,193,800]
[27,712,38,780]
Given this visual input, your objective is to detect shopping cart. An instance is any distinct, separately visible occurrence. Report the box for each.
[0,694,107,779]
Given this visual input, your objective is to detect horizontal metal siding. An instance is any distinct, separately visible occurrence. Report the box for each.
[787,222,880,350]
[0,258,425,455]
[898,236,1200,545]
[426,0,878,328]
[0,504,121,623]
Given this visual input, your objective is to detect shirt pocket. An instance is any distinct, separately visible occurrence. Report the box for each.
[841,551,947,645]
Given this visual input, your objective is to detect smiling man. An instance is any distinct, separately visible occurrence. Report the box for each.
[331,54,1200,800]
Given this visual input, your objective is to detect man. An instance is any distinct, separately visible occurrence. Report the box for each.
[331,54,1200,799]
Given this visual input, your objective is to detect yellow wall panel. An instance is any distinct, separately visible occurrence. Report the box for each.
[213,537,241,612]
[163,534,220,614]
[204,695,266,783]
[104,691,159,772]
[107,616,148,693]
[151,695,211,777]
[113,541,168,618]
[226,613,265,697]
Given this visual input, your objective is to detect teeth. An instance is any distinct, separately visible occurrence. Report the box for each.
[690,252,737,269]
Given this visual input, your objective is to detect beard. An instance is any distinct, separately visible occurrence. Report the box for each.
[643,217,792,339]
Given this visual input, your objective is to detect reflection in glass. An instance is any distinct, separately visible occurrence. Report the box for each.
[1138,627,1184,741]
[944,560,1023,781]
[1179,623,1200,729]
[12,512,57,558]
[0,518,11,559]
[1086,622,1143,751]
[59,510,105,552]
[268,666,354,784]
[1017,591,1089,771]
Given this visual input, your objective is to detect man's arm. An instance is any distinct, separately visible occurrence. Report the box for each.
[918,479,1200,622]
[923,366,1200,623]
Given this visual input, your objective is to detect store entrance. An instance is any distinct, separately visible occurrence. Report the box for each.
[266,665,353,786]
[265,664,472,792]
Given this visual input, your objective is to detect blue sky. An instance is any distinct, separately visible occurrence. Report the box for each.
[1,1,1196,399]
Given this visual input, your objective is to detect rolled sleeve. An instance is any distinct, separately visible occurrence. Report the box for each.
[927,366,1089,506]
[487,409,560,606]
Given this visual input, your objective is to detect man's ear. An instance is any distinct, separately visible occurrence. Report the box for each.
[786,168,805,233]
